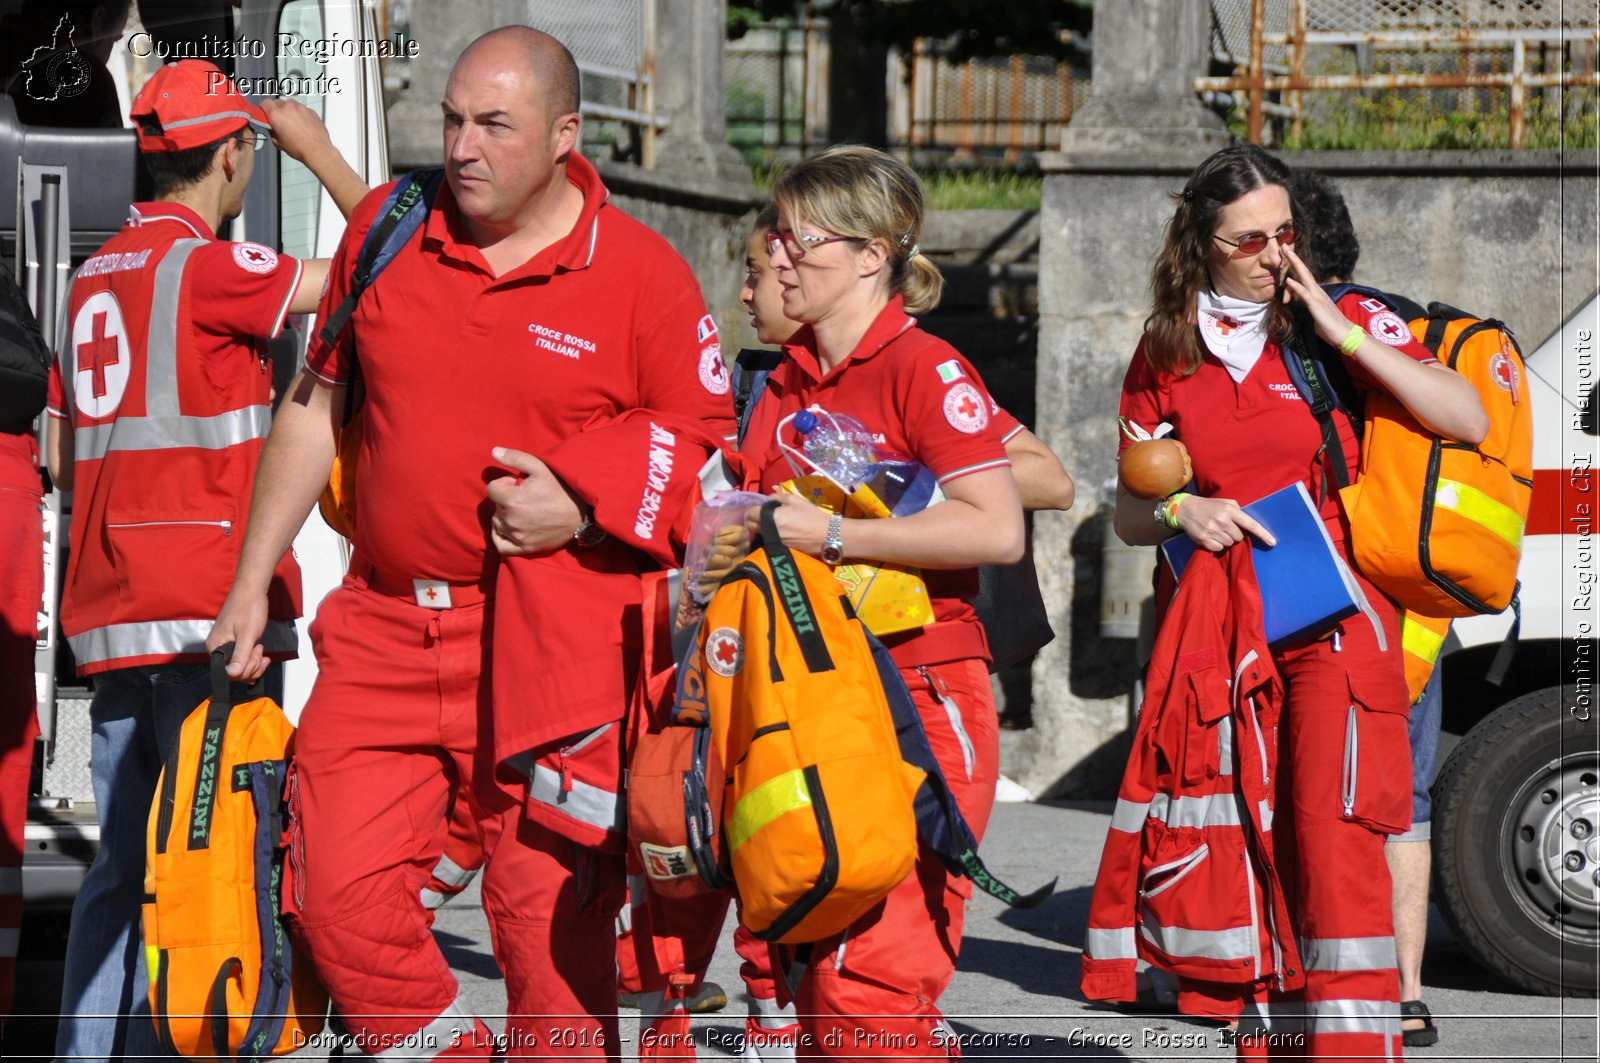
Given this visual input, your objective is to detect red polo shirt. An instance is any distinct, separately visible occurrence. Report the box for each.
[740,296,1012,666]
[306,155,731,583]
[1118,292,1437,544]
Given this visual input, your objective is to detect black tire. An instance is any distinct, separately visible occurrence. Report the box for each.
[1432,684,1599,997]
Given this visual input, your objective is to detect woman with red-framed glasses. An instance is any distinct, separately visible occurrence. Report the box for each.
[1083,143,1485,1061]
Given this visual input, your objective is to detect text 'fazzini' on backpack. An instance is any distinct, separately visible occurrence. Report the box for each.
[142,648,328,1061]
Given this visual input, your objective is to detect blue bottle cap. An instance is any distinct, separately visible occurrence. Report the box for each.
[794,409,818,434]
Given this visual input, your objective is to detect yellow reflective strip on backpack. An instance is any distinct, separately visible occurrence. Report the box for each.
[728,769,811,852]
[1401,615,1446,665]
[145,943,161,980]
[1435,478,1524,549]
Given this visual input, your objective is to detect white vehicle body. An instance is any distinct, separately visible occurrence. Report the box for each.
[10,5,390,1041]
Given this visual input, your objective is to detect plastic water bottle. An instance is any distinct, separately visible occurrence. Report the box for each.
[794,408,878,487]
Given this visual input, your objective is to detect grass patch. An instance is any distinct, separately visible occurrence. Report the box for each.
[749,160,1042,210]
[1275,88,1599,151]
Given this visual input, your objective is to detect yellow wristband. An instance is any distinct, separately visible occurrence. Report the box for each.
[1164,492,1192,530]
[1338,324,1366,357]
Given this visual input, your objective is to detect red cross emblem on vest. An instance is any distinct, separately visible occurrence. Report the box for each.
[79,311,120,398]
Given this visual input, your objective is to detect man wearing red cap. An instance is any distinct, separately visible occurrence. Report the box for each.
[209,25,731,1060]
[44,59,366,1062]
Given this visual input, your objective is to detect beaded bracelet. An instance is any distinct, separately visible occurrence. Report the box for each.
[1338,324,1366,357]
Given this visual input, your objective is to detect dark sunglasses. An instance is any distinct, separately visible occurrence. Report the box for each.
[1213,224,1296,256]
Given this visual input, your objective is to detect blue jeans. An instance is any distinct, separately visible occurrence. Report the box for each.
[1394,663,1443,844]
[53,662,281,1063]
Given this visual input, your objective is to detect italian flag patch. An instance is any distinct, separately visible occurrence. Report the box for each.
[936,360,964,383]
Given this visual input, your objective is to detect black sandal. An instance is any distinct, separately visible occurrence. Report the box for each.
[1401,999,1439,1047]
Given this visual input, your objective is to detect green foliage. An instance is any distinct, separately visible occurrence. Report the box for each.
[920,168,1042,210]
[748,160,1041,211]
[1275,88,1600,151]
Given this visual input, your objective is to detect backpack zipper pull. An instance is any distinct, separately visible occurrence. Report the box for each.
[559,747,574,794]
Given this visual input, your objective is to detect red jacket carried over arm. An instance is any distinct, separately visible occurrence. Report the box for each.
[491,410,737,849]
[1080,544,1303,1003]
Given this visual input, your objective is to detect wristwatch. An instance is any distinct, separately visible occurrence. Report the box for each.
[820,513,845,565]
[572,506,607,547]
[1153,497,1170,527]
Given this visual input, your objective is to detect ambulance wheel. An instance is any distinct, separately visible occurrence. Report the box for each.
[1433,685,1599,997]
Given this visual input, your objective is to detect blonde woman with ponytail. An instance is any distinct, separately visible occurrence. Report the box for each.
[736,145,1024,1057]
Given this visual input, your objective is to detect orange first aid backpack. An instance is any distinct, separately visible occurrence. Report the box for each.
[1336,292,1532,617]
[677,504,1050,944]
[142,651,328,1060]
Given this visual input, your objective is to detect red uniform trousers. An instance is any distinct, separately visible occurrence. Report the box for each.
[0,433,41,1021]
[286,575,627,1060]
[788,656,1000,1059]
[1237,580,1409,1063]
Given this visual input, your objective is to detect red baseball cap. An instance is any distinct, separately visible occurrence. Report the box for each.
[130,60,270,153]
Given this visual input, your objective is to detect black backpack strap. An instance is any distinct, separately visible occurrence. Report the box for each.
[237,759,293,1062]
[732,348,783,446]
[1283,341,1354,497]
[1485,583,1522,687]
[757,502,834,674]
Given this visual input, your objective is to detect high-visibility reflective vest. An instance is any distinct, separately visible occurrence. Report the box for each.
[54,210,301,674]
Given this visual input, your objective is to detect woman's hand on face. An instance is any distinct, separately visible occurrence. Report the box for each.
[744,491,833,557]
[1174,494,1277,553]
[1278,244,1354,347]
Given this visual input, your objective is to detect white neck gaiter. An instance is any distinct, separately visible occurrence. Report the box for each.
[1196,288,1271,383]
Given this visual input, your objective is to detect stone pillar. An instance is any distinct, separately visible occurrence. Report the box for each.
[1059,0,1228,153]
[651,0,752,186]
[1019,0,1225,798]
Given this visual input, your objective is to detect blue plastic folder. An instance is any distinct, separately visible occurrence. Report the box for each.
[1161,482,1362,646]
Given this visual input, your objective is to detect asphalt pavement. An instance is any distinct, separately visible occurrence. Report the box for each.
[422,799,1598,1062]
[6,799,1592,1060]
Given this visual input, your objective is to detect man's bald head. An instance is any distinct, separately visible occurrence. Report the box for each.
[455,26,580,119]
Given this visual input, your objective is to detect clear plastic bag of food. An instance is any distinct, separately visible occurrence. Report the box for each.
[675,490,768,631]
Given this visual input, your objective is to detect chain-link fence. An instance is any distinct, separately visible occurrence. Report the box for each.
[902,45,1089,161]
[520,0,662,163]
[727,19,1087,166]
[726,22,824,161]
[1203,0,1599,148]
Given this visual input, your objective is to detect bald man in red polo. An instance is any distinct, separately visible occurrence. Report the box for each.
[210,28,731,1060]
